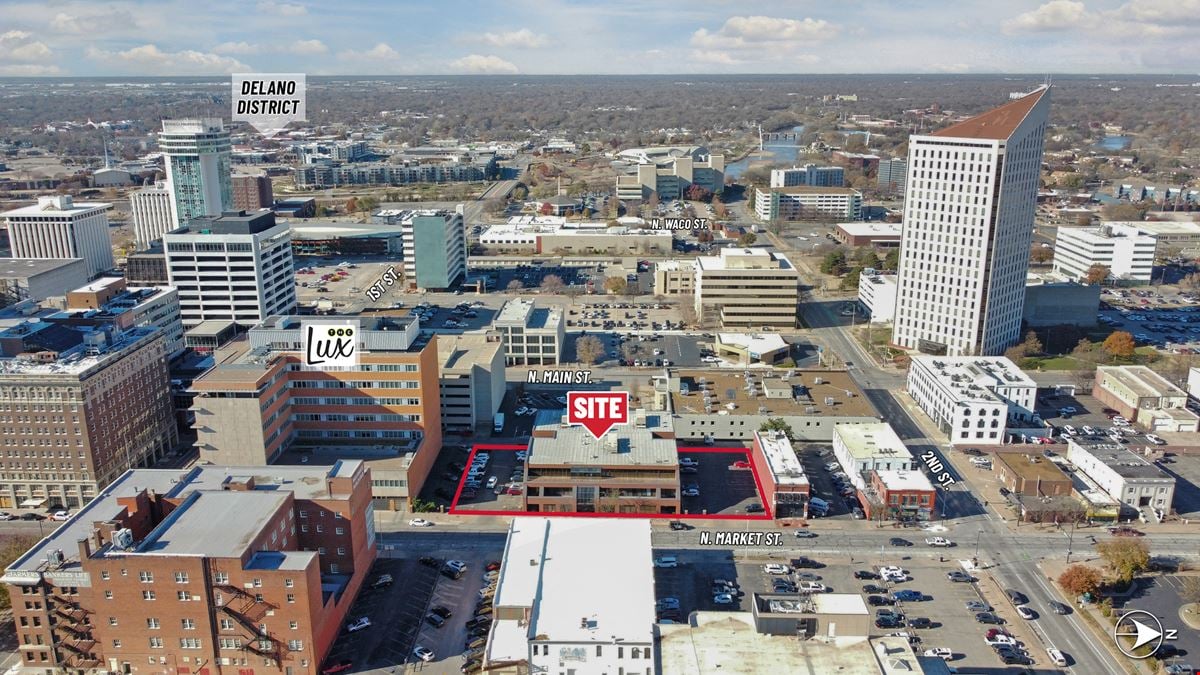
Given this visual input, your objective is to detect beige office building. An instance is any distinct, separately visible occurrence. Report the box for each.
[653,259,698,296]
[695,248,800,329]
[438,333,506,432]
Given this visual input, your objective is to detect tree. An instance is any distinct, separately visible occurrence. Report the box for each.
[737,232,757,246]
[711,197,728,218]
[539,201,553,216]
[357,196,379,214]
[881,248,900,272]
[1075,212,1094,227]
[0,536,38,610]
[820,250,848,275]
[1102,202,1149,221]
[1102,331,1137,360]
[1179,576,1200,605]
[685,184,712,202]
[540,274,565,293]
[647,191,660,209]
[1084,264,1111,285]
[483,197,506,216]
[1022,331,1043,356]
[575,335,604,365]
[1030,246,1054,264]
[1096,538,1150,584]
[678,294,698,327]
[604,277,628,295]
[344,197,358,213]
[511,185,528,200]
[1057,564,1103,597]
[759,418,795,439]
[507,279,524,292]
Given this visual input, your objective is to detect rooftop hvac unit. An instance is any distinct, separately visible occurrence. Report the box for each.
[805,406,816,414]
[814,377,824,385]
[824,397,835,405]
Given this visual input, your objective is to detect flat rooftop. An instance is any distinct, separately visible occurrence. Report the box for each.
[716,333,789,355]
[911,355,1036,404]
[770,186,860,195]
[438,333,502,372]
[4,461,364,577]
[755,431,808,487]
[495,298,561,330]
[1098,365,1187,399]
[0,258,86,277]
[0,325,159,377]
[696,248,796,272]
[529,423,679,468]
[138,491,291,558]
[488,518,654,664]
[834,423,912,461]
[3,198,110,217]
[993,451,1071,484]
[1069,439,1175,481]
[874,469,935,492]
[670,370,876,419]
[659,613,878,675]
[835,222,902,237]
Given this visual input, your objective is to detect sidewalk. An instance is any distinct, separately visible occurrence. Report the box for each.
[1040,558,1152,675]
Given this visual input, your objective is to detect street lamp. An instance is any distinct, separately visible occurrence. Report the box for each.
[973,528,983,562]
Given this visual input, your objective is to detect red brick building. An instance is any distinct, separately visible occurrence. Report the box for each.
[750,431,810,518]
[231,175,275,212]
[860,469,937,522]
[2,461,375,675]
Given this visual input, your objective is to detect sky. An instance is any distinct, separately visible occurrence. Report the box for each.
[0,0,1197,77]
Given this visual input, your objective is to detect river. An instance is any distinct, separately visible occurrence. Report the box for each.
[725,125,806,179]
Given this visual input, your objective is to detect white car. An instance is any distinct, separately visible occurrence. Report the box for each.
[925,537,953,547]
[486,476,499,489]
[346,617,371,632]
[679,458,699,468]
[985,634,1018,647]
[49,511,71,521]
[797,581,826,593]
[1016,605,1037,620]
[412,646,435,662]
[653,556,678,568]
[408,518,433,528]
[713,593,735,605]
[1062,425,1077,435]
[923,648,952,659]
[1046,648,1068,667]
[763,563,791,575]
[1145,434,1166,445]
[824,462,841,472]
[879,566,905,580]
[681,488,700,497]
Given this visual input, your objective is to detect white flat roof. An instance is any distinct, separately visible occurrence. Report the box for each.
[489,517,654,664]
[834,423,911,462]
[812,593,870,615]
[874,469,935,492]
[696,248,795,271]
[911,355,1037,404]
[835,222,902,237]
[717,333,789,355]
[754,431,808,487]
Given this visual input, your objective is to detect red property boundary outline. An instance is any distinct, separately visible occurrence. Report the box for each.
[448,443,774,521]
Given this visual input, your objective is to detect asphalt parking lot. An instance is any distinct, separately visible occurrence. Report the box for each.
[322,557,440,672]
[453,448,527,513]
[678,450,763,516]
[1153,453,1200,519]
[793,444,856,519]
[1121,575,1200,666]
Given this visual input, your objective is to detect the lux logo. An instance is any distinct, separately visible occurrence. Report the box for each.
[302,321,358,369]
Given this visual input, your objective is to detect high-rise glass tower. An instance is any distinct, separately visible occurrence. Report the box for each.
[892,87,1050,356]
[158,118,233,229]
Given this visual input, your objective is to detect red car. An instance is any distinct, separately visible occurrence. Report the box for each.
[730,460,752,470]
[485,561,501,572]
[506,486,523,495]
[322,660,353,675]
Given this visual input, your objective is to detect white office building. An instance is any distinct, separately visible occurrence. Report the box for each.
[893,87,1050,356]
[857,271,898,323]
[754,186,863,222]
[907,355,1038,445]
[1052,223,1157,283]
[131,181,174,248]
[831,423,915,490]
[493,298,565,366]
[3,195,114,278]
[1066,438,1175,517]
[159,118,233,229]
[163,209,296,328]
[485,517,656,675]
[769,164,844,188]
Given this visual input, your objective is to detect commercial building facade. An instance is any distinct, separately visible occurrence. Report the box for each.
[438,333,506,432]
[1093,365,1199,433]
[861,469,936,522]
[231,174,275,212]
[292,161,489,188]
[614,146,725,201]
[652,259,697,296]
[1,461,376,675]
[189,315,442,510]
[831,423,916,491]
[1052,223,1157,283]
[61,277,186,360]
[769,164,844,188]
[834,222,901,247]
[877,157,908,195]
[0,258,90,305]
[480,216,671,256]
[399,210,467,291]
[0,322,177,510]
[695,248,800,329]
[1066,438,1175,516]
[4,196,114,278]
[992,451,1072,497]
[892,88,1050,356]
[493,299,564,366]
[131,182,175,249]
[750,431,809,518]
[163,210,296,328]
[907,355,1038,445]
[484,518,655,674]
[753,186,863,222]
[857,271,898,323]
[159,118,233,229]
[524,413,680,514]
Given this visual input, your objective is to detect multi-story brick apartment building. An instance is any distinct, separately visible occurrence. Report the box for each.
[189,315,441,510]
[0,460,375,675]
[0,321,177,511]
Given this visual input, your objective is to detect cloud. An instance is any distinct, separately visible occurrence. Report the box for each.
[691,15,836,49]
[85,44,250,75]
[288,39,328,55]
[213,41,262,55]
[449,54,519,74]
[0,30,53,61]
[480,29,548,49]
[48,9,141,35]
[1117,0,1200,24]
[257,1,307,16]
[339,43,403,61]
[1002,0,1089,34]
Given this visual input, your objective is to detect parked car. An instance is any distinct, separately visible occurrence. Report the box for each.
[863,584,888,594]
[409,518,433,528]
[369,574,393,589]
[795,529,818,539]
[922,647,952,659]
[892,590,924,602]
[965,600,992,613]
[322,660,353,675]
[49,511,70,521]
[889,537,913,547]
[907,617,934,629]
[346,617,371,632]
[763,563,791,575]
[669,520,691,531]
[975,612,1004,625]
[653,556,678,569]
[713,593,735,605]
[946,571,975,583]
[425,613,446,628]
[867,595,895,606]
[855,570,879,580]
[412,646,435,662]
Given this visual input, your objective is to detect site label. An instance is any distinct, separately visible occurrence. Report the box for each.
[651,217,708,230]
[232,73,306,138]
[567,391,628,439]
